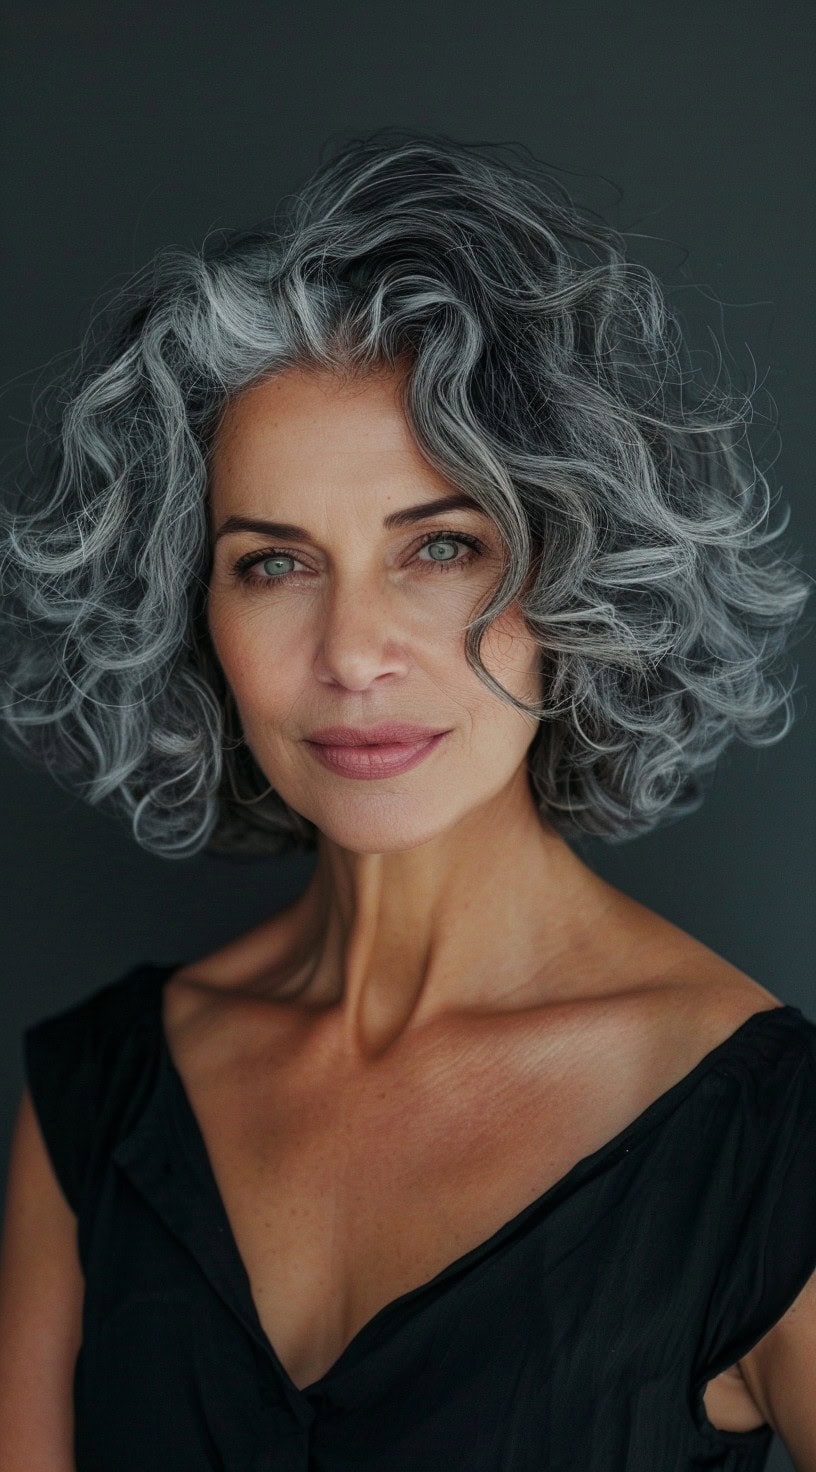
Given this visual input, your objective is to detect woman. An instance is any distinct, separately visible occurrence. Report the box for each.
[0,130,814,1471]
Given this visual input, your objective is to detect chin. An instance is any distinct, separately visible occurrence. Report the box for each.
[303,800,459,855]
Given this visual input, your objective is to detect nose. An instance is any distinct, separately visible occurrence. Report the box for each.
[312,578,412,691]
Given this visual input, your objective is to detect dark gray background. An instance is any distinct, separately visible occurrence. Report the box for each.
[1,3,813,1466]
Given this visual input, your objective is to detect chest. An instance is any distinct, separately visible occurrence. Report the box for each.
[170,1010,653,1391]
[161,985,768,1434]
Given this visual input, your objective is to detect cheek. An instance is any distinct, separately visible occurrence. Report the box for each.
[480,608,541,693]
[208,592,542,713]
[208,601,302,712]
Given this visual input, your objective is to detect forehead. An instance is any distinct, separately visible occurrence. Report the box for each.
[207,365,468,528]
[210,366,418,478]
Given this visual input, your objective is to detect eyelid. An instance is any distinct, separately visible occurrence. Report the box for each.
[230,526,485,570]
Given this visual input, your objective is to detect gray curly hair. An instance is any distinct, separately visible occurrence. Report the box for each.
[0,127,811,861]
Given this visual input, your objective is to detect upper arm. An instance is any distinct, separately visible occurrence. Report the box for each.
[739,1264,816,1471]
[0,1085,84,1472]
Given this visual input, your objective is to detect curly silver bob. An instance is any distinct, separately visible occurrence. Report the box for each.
[0,128,811,860]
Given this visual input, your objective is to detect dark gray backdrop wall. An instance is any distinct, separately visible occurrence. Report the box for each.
[1,5,813,1464]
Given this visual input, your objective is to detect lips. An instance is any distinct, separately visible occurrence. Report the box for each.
[305,722,448,747]
[304,729,448,779]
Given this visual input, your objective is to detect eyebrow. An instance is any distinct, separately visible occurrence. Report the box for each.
[213,493,484,544]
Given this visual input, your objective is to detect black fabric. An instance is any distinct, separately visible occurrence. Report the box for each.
[21,963,816,1472]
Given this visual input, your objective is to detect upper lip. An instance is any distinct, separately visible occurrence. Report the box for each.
[305,723,449,747]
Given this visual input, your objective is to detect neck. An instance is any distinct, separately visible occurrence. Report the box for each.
[277,770,614,1060]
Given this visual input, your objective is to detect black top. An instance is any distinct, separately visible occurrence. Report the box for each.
[21,962,816,1472]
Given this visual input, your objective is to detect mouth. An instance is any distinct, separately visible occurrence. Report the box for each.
[304,730,449,780]
[305,723,449,747]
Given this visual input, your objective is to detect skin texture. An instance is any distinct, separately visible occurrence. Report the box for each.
[202,364,816,1449]
[3,360,810,1468]
[206,362,624,1058]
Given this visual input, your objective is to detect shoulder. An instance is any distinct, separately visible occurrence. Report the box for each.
[601,891,787,1041]
[160,904,319,1047]
[572,900,795,1115]
[24,963,168,1078]
[659,962,785,1054]
[640,948,789,1087]
[21,963,167,1218]
[165,899,307,1003]
[545,877,784,1033]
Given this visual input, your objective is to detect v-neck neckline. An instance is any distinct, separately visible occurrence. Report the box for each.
[141,960,799,1402]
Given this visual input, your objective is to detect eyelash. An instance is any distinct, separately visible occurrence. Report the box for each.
[231,529,485,591]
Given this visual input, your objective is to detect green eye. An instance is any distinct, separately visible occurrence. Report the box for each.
[232,529,484,590]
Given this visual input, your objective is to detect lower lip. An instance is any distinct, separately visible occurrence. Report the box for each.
[304,732,448,779]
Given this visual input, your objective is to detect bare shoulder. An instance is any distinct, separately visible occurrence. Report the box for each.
[625,924,786,1083]
[161,905,311,1060]
[577,886,788,1085]
[655,934,783,1032]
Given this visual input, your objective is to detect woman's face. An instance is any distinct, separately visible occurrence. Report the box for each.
[206,364,544,853]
